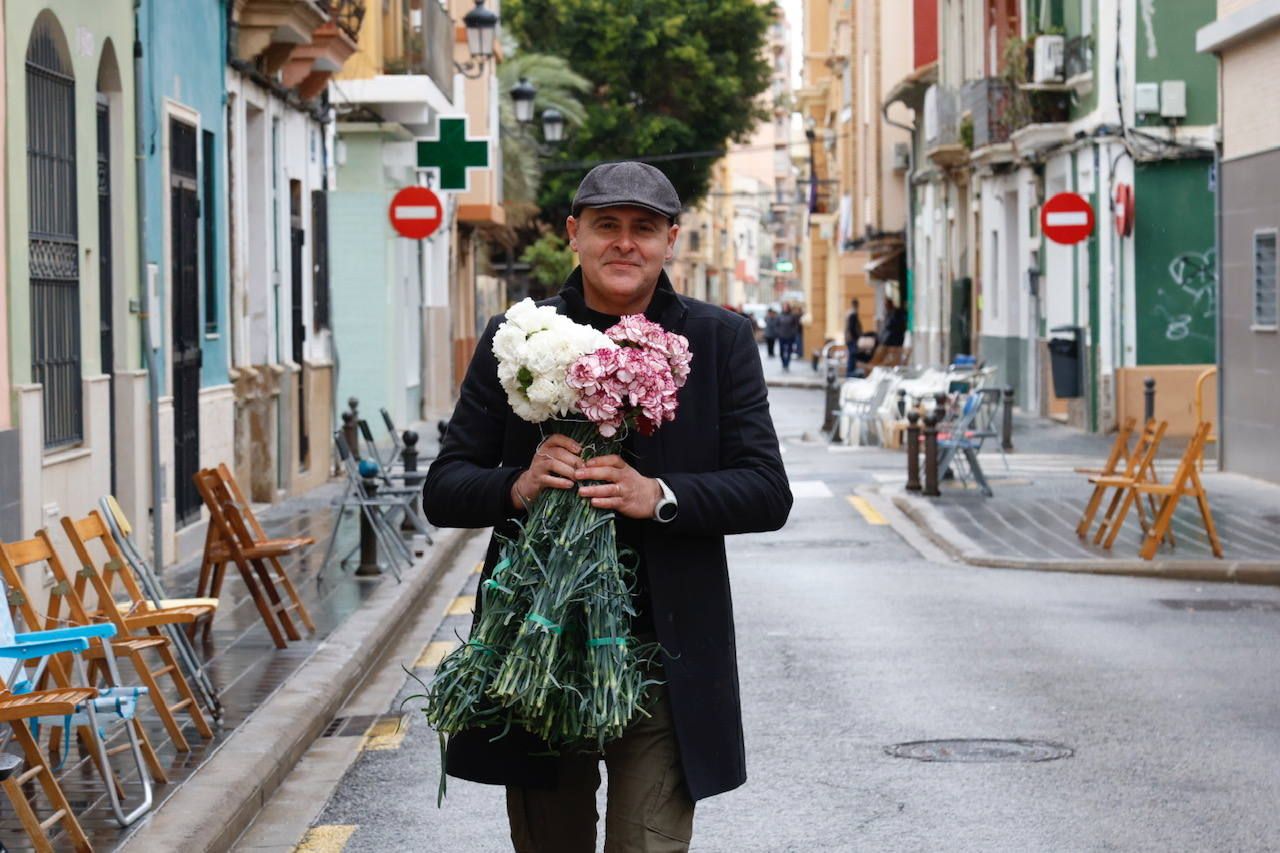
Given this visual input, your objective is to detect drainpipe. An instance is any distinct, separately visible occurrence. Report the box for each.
[134,0,164,568]
[882,101,916,330]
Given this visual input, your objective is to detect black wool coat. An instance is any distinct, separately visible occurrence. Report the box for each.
[422,268,793,801]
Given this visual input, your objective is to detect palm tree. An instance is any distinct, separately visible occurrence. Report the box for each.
[498,43,590,234]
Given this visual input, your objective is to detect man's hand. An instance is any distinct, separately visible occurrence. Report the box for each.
[575,455,663,520]
[510,434,583,509]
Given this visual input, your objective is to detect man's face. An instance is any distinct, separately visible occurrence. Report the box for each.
[567,206,678,311]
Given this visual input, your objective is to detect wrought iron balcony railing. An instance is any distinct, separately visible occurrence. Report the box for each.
[963,78,1013,149]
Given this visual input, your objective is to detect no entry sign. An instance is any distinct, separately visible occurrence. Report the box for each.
[1041,192,1095,245]
[389,186,443,240]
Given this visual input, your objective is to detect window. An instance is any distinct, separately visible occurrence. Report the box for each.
[27,15,83,448]
[1254,230,1278,329]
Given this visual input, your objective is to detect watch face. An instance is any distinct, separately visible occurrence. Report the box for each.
[657,501,677,522]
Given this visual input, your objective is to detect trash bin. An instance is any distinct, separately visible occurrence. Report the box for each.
[1048,335,1082,398]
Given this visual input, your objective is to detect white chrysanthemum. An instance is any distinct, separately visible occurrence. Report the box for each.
[491,300,618,423]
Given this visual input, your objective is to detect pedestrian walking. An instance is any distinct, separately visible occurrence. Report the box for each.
[764,307,779,358]
[844,298,862,377]
[776,303,801,371]
[423,161,793,853]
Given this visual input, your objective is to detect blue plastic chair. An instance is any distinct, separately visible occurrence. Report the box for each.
[0,582,153,826]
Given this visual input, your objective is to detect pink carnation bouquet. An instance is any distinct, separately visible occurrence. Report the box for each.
[423,309,691,799]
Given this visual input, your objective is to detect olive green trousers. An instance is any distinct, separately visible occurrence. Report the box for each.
[506,682,695,853]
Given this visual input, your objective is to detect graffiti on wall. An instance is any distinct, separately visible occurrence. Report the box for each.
[1154,248,1216,344]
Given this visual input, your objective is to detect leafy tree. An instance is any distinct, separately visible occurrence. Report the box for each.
[520,232,578,288]
[505,0,774,219]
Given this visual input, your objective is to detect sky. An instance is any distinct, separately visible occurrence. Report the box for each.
[779,0,805,89]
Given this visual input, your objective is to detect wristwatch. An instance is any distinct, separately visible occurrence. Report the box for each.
[653,478,678,523]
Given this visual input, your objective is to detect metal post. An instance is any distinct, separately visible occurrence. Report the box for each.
[897,388,907,418]
[905,410,922,492]
[922,409,940,497]
[1143,377,1156,423]
[341,410,359,462]
[400,430,422,533]
[822,364,840,436]
[1002,386,1015,452]
[356,470,381,576]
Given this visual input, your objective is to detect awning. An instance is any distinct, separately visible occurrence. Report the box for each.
[864,245,905,281]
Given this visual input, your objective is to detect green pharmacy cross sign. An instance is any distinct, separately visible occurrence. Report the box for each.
[417,117,490,192]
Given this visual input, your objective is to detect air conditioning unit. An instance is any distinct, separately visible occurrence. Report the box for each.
[1033,35,1065,84]
[892,142,910,172]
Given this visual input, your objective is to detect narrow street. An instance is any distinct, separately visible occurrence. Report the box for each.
[243,379,1280,852]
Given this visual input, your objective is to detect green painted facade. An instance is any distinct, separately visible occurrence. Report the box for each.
[4,2,140,396]
[1133,159,1216,365]
[1134,0,1217,129]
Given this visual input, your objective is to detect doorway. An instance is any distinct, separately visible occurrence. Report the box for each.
[170,117,202,526]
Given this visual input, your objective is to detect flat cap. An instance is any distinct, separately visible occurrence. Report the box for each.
[571,161,682,220]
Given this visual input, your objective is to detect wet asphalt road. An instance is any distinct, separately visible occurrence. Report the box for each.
[291,383,1280,852]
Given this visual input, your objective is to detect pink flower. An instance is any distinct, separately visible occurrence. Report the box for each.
[568,316,690,438]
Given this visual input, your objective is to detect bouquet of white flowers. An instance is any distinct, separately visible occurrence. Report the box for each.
[421,300,691,802]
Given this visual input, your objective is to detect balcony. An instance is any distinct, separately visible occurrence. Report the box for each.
[281,2,364,100]
[382,0,453,97]
[923,85,967,169]
[962,78,1017,165]
[1009,91,1073,154]
[1064,34,1094,93]
[800,179,839,216]
[233,0,328,72]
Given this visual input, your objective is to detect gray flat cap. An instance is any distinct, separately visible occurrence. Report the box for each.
[571,161,681,219]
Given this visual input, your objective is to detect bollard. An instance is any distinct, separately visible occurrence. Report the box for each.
[341,410,359,461]
[822,365,840,436]
[400,430,423,533]
[1001,386,1015,452]
[905,410,922,492]
[356,462,382,576]
[922,409,941,497]
[897,388,907,418]
[1143,377,1156,423]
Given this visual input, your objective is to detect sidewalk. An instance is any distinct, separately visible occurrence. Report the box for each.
[758,341,826,389]
[0,466,463,852]
[879,415,1280,584]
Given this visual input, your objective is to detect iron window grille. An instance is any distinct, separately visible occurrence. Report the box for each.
[1253,230,1278,329]
[27,17,83,449]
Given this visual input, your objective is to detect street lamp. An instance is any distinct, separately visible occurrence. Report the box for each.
[455,0,498,79]
[541,107,566,144]
[510,78,537,124]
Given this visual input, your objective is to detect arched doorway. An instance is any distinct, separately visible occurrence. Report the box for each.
[26,12,82,449]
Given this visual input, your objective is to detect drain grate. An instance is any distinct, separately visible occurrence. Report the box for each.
[1158,599,1280,613]
[321,713,381,738]
[885,739,1073,763]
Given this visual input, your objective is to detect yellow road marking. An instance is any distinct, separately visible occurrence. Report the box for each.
[415,640,458,669]
[847,495,888,526]
[446,594,475,616]
[472,560,484,574]
[294,824,357,853]
[362,714,409,751]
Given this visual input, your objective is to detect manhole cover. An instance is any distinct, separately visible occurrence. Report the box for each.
[885,739,1073,763]
[1158,599,1280,613]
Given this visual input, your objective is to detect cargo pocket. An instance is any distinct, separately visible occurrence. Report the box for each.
[643,761,695,848]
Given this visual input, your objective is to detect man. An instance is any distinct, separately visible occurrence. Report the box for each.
[844,298,862,377]
[764,307,779,357]
[882,296,908,348]
[423,161,793,852]
[775,302,800,371]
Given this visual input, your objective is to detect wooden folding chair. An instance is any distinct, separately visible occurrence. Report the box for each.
[60,511,217,746]
[0,533,173,782]
[1134,421,1223,560]
[1085,420,1171,549]
[0,681,95,852]
[1077,419,1162,542]
[193,469,313,649]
